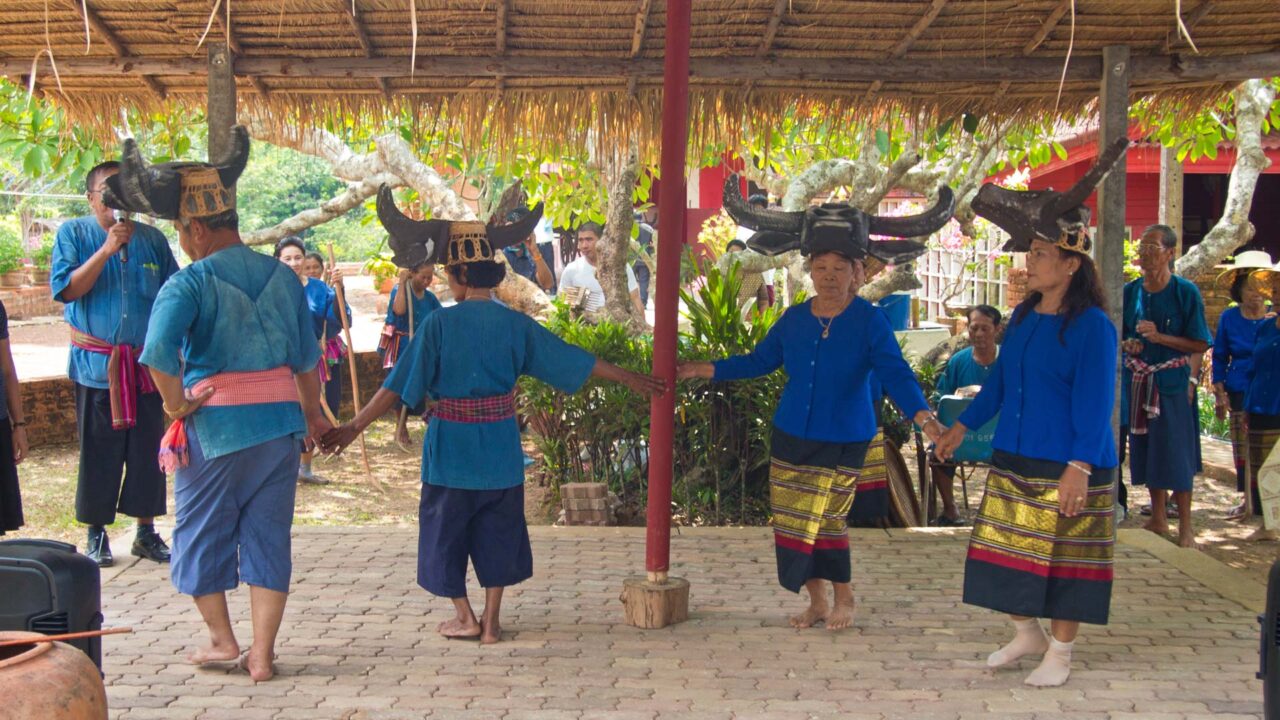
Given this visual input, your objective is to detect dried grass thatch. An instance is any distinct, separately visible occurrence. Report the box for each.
[2,0,1278,155]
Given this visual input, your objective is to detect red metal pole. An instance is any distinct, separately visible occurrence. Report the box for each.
[645,0,691,579]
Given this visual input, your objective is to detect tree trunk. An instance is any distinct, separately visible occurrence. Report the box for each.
[598,151,645,332]
[1175,79,1277,280]
[860,263,922,302]
[242,173,399,246]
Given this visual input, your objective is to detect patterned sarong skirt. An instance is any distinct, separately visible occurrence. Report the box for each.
[769,426,870,593]
[1248,413,1280,511]
[963,450,1116,625]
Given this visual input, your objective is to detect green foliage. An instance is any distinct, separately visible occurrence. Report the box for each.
[0,219,24,275]
[1197,387,1230,442]
[521,265,784,526]
[363,250,398,289]
[30,233,53,270]
[1134,78,1280,162]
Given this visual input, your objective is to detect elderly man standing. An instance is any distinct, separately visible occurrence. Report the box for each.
[105,127,329,681]
[51,160,180,567]
[1123,224,1211,548]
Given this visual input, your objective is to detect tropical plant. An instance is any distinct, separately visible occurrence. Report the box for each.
[362,250,398,290]
[0,220,25,275]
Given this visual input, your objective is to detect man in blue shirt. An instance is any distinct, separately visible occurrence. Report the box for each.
[1123,224,1212,548]
[499,208,555,293]
[51,161,180,567]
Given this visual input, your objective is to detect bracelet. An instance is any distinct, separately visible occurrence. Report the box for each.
[11,419,26,428]
[163,400,190,417]
[1067,461,1092,476]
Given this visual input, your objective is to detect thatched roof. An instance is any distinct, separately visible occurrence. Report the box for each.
[2,1,1279,153]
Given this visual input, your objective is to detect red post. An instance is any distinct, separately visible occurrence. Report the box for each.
[645,0,691,579]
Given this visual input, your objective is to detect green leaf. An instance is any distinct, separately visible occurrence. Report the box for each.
[874,129,890,156]
[1052,141,1068,161]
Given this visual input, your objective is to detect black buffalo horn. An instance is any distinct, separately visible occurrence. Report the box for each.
[486,201,545,250]
[722,174,805,232]
[214,126,251,191]
[867,186,956,238]
[1049,137,1130,217]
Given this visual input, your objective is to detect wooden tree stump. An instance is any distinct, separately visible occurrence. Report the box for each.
[620,576,690,629]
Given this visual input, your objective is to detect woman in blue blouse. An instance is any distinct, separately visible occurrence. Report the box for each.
[275,237,349,484]
[1211,252,1274,517]
[678,247,942,632]
[937,230,1117,688]
[322,214,663,645]
[380,263,443,446]
[1244,267,1280,539]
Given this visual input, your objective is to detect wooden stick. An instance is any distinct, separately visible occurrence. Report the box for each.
[327,245,382,492]
[395,277,414,453]
[0,627,131,649]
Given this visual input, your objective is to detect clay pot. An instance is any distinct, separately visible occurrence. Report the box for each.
[0,631,107,720]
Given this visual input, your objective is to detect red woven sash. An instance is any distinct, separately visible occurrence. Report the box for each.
[429,393,517,424]
[1123,354,1189,435]
[158,367,299,473]
[69,328,156,430]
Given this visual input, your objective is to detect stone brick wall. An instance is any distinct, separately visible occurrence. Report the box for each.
[1193,273,1231,335]
[1005,267,1028,308]
[1,286,61,320]
[20,349,393,450]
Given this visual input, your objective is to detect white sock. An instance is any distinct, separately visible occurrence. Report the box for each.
[1024,637,1074,687]
[987,618,1049,668]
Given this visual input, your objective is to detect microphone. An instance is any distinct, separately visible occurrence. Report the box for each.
[112,209,130,263]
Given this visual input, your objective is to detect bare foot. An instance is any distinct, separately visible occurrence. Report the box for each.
[480,621,502,645]
[825,600,856,631]
[1142,519,1169,535]
[1177,529,1199,549]
[238,647,276,683]
[438,616,482,639]
[789,603,829,629]
[187,640,240,665]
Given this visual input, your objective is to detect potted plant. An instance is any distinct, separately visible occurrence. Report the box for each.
[28,236,53,285]
[0,236,26,289]
[363,252,398,294]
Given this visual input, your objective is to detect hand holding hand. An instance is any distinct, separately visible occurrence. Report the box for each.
[623,370,666,397]
[319,424,361,455]
[934,423,967,462]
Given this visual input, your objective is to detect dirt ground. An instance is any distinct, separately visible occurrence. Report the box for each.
[3,417,557,550]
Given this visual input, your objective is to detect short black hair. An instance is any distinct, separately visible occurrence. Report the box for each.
[305,251,325,268]
[199,209,239,233]
[1142,224,1178,250]
[85,161,120,194]
[576,221,604,238]
[747,193,768,208]
[448,260,505,289]
[967,304,1002,326]
[1230,271,1262,304]
[273,235,306,258]
[725,239,748,252]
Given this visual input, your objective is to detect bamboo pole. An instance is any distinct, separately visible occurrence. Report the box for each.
[327,244,381,492]
[0,627,131,649]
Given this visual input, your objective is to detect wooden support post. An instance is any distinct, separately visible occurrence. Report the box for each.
[1098,45,1130,441]
[626,0,690,630]
[207,45,237,179]
[1159,145,1184,255]
[621,576,690,629]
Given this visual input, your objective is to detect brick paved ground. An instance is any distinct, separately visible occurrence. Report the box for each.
[100,527,1264,720]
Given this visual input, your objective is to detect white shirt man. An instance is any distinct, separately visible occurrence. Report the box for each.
[559,224,646,321]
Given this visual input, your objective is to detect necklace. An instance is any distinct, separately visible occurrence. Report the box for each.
[817,314,835,339]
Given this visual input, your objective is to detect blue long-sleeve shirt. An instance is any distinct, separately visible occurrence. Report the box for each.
[1246,319,1280,417]
[959,306,1118,468]
[384,282,443,334]
[713,298,928,443]
[1212,305,1272,394]
[51,216,180,388]
[141,245,320,459]
[302,276,349,342]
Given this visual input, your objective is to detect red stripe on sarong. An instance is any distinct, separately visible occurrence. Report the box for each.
[1048,563,1114,582]
[967,546,1050,577]
[774,533,814,555]
[813,537,849,550]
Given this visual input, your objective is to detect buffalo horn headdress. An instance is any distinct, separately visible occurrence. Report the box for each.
[102,126,249,221]
[376,184,544,268]
[722,175,956,265]
[970,138,1130,254]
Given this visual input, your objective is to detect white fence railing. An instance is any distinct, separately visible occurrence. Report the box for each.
[915,233,1013,321]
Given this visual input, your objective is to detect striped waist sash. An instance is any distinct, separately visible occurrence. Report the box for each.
[158,367,299,473]
[428,393,517,424]
[69,328,156,430]
[1123,354,1189,434]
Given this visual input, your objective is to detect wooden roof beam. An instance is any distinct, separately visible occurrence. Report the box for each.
[757,0,788,58]
[11,50,1279,84]
[497,0,509,54]
[1163,2,1214,53]
[338,3,390,98]
[63,0,166,98]
[890,0,950,58]
[1023,0,1072,56]
[630,0,652,58]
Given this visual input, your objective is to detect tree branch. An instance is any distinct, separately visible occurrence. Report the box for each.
[241,174,399,246]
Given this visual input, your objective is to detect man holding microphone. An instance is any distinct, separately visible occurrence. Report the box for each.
[51,160,180,567]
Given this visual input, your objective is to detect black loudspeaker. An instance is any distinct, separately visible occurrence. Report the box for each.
[0,538,104,670]
[1260,559,1280,720]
